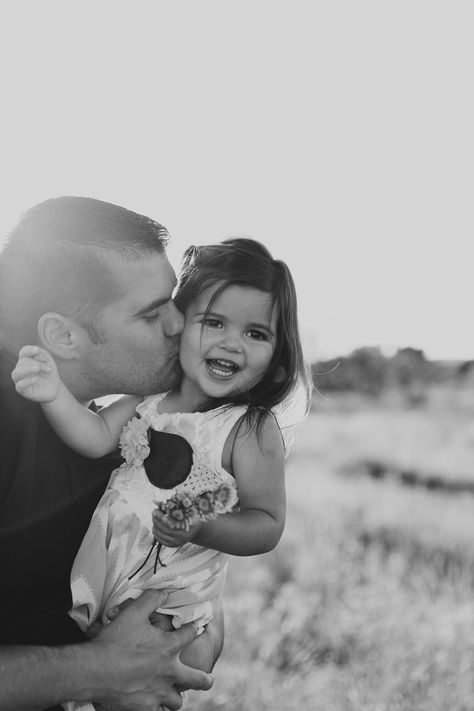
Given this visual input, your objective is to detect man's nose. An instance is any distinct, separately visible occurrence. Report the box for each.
[164,301,184,337]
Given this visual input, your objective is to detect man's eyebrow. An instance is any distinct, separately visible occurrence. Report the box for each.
[135,297,171,316]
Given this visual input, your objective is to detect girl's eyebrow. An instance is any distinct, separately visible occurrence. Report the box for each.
[197,309,275,335]
[194,308,221,318]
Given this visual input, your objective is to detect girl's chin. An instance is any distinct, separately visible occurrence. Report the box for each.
[202,375,240,397]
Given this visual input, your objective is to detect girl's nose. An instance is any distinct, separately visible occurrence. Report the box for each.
[220,332,243,353]
[164,301,185,337]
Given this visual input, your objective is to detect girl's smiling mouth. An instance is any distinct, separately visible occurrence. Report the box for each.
[206,359,240,378]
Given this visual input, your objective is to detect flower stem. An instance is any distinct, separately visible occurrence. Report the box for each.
[128,540,157,580]
[154,543,166,572]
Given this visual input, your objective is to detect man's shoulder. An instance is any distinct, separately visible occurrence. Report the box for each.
[0,354,22,429]
[0,349,31,419]
[0,348,16,387]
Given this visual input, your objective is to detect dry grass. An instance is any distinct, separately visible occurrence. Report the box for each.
[187,391,474,710]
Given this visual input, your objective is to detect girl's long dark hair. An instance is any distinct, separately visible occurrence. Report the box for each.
[174,238,313,435]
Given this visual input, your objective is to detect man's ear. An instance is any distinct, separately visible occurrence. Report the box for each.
[37,313,82,360]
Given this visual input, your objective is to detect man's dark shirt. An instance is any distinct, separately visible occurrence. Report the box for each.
[0,350,122,649]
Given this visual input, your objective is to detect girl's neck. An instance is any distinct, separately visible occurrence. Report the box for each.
[160,377,212,414]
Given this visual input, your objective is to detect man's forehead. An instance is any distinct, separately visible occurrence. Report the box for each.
[107,252,177,305]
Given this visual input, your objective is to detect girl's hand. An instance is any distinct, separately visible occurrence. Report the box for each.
[11,345,61,403]
[152,510,202,548]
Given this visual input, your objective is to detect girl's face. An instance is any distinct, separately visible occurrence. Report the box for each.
[179,283,278,404]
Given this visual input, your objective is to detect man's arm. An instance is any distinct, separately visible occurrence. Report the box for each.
[0,590,213,711]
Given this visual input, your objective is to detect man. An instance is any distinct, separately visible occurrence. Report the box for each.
[0,197,222,710]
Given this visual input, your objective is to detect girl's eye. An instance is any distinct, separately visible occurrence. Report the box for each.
[203,318,222,329]
[247,329,267,341]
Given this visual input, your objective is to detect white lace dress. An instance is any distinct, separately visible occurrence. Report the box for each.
[64,388,305,711]
[68,393,245,641]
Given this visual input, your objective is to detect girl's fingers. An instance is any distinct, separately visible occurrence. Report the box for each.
[18,346,52,363]
[15,376,39,392]
[154,527,182,546]
[12,365,39,383]
[152,511,174,527]
[153,523,175,539]
[36,362,52,372]
[17,361,46,374]
[18,345,41,358]
[155,536,177,548]
[12,361,51,382]
[153,524,169,539]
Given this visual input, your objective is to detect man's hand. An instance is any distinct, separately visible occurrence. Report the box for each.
[152,510,203,548]
[87,589,214,710]
[99,597,224,676]
[0,590,213,711]
[11,345,62,403]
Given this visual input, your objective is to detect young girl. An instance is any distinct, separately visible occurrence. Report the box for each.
[13,238,311,706]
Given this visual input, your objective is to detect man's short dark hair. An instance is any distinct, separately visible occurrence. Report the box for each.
[0,196,169,353]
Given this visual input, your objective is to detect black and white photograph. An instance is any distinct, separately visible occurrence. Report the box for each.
[0,2,472,710]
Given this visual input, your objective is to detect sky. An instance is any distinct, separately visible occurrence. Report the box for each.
[0,1,472,363]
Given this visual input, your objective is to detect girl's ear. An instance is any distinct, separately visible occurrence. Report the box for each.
[272,365,287,383]
[37,313,81,360]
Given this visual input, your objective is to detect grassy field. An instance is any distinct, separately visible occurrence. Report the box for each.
[187,387,474,710]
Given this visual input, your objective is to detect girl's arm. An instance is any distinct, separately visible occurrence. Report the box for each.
[43,387,142,458]
[12,345,142,458]
[153,412,286,556]
[195,412,286,555]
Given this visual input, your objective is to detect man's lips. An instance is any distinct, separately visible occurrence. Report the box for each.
[167,340,181,360]
[164,348,181,370]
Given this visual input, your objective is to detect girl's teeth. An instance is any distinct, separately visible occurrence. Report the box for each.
[210,368,232,377]
[208,359,237,377]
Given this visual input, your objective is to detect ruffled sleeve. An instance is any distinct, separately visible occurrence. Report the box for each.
[135,392,169,426]
[272,381,310,456]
